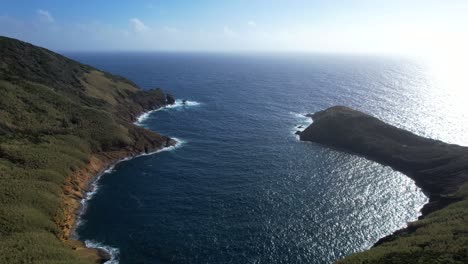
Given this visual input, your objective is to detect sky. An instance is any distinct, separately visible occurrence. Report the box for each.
[1,0,467,56]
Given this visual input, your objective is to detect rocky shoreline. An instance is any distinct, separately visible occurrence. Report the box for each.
[0,36,185,264]
[297,106,468,262]
[58,106,177,264]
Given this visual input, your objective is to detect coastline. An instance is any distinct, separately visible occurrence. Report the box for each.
[58,109,179,264]
[296,112,430,249]
[0,36,187,264]
[298,106,468,262]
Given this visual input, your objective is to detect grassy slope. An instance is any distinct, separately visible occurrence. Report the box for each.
[338,187,468,263]
[0,36,170,264]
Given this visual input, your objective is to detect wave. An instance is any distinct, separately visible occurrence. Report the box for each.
[168,99,201,108]
[135,99,201,124]
[135,111,152,124]
[290,112,313,139]
[140,137,185,156]
[85,240,120,264]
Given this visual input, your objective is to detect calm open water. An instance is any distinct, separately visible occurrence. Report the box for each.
[66,52,467,264]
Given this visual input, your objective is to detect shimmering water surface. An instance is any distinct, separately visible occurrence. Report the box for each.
[67,53,467,264]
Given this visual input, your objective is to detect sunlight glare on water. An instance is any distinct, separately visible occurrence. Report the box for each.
[419,53,468,146]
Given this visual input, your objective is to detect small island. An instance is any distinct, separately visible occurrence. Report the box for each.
[298,106,468,263]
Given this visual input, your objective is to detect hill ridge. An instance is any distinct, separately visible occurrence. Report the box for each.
[0,36,174,263]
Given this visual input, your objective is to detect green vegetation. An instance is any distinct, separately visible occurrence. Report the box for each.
[0,36,169,263]
[338,185,468,264]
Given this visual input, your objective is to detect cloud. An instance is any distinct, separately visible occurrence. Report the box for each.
[129,18,149,33]
[223,26,237,37]
[37,9,54,23]
[248,20,257,27]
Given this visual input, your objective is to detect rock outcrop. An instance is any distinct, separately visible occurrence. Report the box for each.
[299,106,468,201]
[166,93,176,104]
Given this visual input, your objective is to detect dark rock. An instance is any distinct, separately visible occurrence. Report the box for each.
[304,113,314,118]
[166,93,176,105]
[96,248,112,264]
[182,99,187,104]
[131,88,166,115]
[165,138,177,147]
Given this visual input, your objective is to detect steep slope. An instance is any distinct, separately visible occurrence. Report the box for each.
[0,36,174,264]
[299,106,468,263]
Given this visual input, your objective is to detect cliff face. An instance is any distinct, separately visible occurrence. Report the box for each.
[0,36,174,264]
[299,106,468,263]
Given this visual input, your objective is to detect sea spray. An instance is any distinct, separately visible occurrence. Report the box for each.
[290,112,313,139]
[135,99,201,124]
[85,240,120,264]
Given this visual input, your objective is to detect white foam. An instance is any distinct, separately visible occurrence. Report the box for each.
[85,240,120,264]
[290,112,314,140]
[291,112,308,119]
[135,111,152,123]
[135,99,201,124]
[79,164,116,208]
[103,165,116,174]
[291,112,313,130]
[140,137,185,156]
[170,99,201,108]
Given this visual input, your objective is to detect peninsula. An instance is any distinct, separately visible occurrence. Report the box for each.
[298,106,468,263]
[0,36,175,263]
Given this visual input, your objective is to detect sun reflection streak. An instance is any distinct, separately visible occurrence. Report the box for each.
[419,51,468,146]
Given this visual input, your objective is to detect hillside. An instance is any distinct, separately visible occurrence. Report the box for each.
[0,36,174,264]
[299,106,468,263]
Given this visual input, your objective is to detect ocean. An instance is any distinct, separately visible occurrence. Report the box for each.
[65,52,466,264]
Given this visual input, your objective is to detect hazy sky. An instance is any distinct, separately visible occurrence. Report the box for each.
[1,0,467,55]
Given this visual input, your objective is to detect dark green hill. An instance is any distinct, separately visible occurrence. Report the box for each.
[0,36,174,263]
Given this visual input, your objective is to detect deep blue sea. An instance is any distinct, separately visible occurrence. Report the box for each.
[65,52,467,264]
